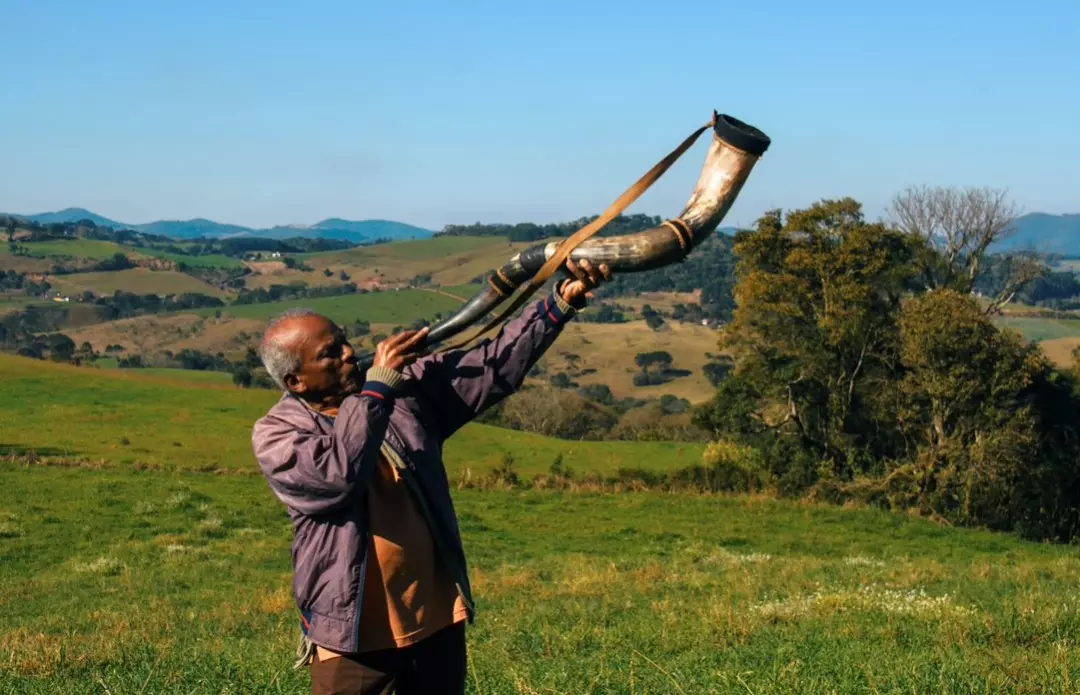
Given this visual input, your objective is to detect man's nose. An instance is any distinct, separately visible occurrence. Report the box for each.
[343,342,356,361]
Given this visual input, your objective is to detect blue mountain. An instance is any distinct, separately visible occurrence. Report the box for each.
[993,213,1080,255]
[8,208,434,243]
[25,208,126,228]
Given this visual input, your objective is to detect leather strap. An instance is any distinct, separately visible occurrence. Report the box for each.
[436,113,718,352]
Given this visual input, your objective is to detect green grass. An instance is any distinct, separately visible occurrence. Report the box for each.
[2,462,1078,693]
[88,360,234,384]
[304,235,504,262]
[197,288,464,326]
[0,295,42,315]
[994,315,1080,342]
[440,282,485,299]
[2,238,128,260]
[0,354,702,476]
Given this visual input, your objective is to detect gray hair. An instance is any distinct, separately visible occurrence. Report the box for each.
[259,308,320,391]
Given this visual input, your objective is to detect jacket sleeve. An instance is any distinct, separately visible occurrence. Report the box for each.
[406,283,578,438]
[251,366,404,516]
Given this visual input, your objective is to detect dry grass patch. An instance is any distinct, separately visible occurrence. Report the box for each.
[48,268,231,298]
[529,319,721,402]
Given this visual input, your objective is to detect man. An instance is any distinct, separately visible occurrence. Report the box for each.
[251,259,612,695]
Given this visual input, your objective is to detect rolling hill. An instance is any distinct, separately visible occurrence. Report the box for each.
[992,212,1080,255]
[8,208,434,243]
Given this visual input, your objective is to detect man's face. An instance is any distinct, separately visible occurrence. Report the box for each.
[278,315,360,403]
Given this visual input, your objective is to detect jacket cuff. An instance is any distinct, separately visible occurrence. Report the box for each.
[539,285,576,328]
[360,365,405,400]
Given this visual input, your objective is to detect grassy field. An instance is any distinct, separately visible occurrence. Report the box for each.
[0,295,42,316]
[66,314,265,358]
[48,268,231,299]
[994,315,1080,342]
[0,354,702,476]
[2,461,1079,693]
[88,360,236,384]
[197,288,464,326]
[298,236,540,287]
[529,319,721,402]
[2,356,1080,692]
[135,248,246,269]
[3,238,128,260]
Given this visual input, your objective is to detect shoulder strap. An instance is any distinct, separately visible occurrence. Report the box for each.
[435,114,717,353]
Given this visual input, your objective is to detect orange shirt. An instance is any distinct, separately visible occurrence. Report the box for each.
[353,453,468,653]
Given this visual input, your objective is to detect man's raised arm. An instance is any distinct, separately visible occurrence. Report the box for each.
[409,260,611,437]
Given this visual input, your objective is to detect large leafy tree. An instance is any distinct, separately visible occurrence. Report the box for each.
[700,198,916,480]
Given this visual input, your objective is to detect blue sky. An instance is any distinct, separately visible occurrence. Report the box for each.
[1,0,1077,231]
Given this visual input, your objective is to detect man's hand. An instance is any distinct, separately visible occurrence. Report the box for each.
[373,327,430,372]
[559,258,613,306]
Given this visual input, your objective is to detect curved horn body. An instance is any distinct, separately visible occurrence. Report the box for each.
[357,114,770,368]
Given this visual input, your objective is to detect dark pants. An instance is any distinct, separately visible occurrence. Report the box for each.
[309,622,467,695]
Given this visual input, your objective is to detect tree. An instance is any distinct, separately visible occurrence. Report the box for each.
[714,198,916,479]
[232,366,254,388]
[702,355,734,386]
[889,289,1080,538]
[886,185,1044,311]
[550,372,573,389]
[634,350,672,373]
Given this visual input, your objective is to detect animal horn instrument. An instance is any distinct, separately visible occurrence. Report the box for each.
[356,112,770,369]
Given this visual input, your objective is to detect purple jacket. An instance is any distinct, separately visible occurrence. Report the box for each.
[251,287,577,653]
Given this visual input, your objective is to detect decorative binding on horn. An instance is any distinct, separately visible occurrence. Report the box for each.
[487,268,516,297]
[354,111,772,369]
[660,218,693,253]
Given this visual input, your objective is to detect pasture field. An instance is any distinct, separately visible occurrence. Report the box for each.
[88,361,236,384]
[531,319,721,402]
[48,268,231,299]
[136,249,246,269]
[2,238,127,260]
[66,314,265,358]
[300,236,540,287]
[0,354,703,477]
[0,295,41,315]
[2,462,1079,693]
[994,315,1080,343]
[197,288,464,326]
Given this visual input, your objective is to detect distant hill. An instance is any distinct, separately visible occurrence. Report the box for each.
[993,213,1080,255]
[8,208,433,243]
[24,207,126,228]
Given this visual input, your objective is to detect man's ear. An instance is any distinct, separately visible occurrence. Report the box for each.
[284,373,306,394]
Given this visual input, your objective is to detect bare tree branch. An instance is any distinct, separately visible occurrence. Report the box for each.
[886,185,1044,308]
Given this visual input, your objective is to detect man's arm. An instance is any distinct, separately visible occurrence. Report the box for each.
[406,280,581,438]
[251,366,403,516]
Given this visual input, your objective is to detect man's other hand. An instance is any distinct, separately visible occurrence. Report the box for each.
[559,258,613,306]
[373,328,430,372]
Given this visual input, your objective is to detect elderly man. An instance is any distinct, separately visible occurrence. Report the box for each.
[251,259,612,695]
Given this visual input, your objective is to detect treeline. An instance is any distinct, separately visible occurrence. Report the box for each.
[4,215,361,260]
[689,188,1078,543]
[94,290,224,320]
[170,236,356,257]
[4,215,173,246]
[0,304,78,361]
[438,213,663,242]
[116,345,277,389]
[0,270,50,296]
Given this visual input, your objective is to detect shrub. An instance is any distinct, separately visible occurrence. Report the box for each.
[701,439,772,492]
